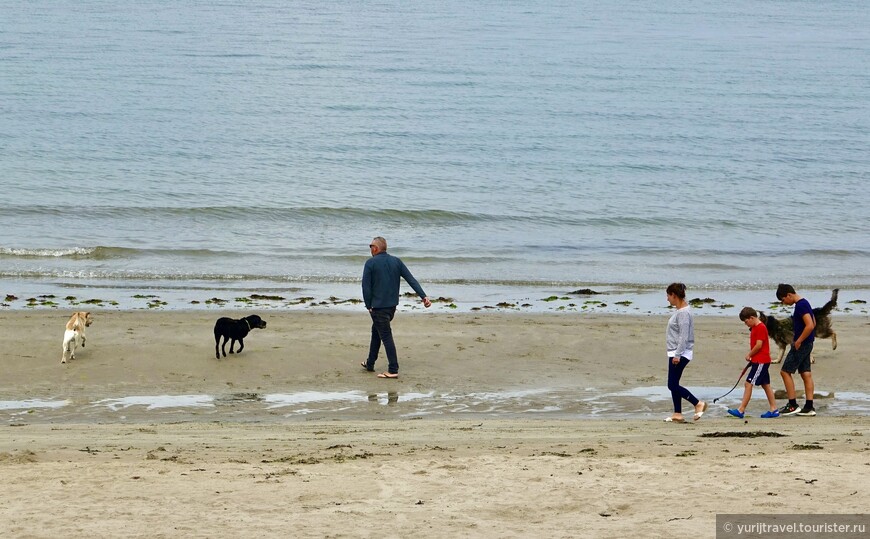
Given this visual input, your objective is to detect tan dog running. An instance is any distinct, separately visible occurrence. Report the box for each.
[61,311,93,364]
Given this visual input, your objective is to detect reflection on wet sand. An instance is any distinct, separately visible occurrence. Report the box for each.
[368,392,399,405]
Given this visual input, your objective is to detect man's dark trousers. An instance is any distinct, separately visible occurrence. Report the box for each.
[366,307,398,374]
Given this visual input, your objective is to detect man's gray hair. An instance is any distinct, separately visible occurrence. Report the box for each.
[371,236,387,250]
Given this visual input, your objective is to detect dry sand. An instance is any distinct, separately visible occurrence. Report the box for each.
[1,311,868,538]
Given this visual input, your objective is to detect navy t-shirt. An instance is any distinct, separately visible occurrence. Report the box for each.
[792,298,816,343]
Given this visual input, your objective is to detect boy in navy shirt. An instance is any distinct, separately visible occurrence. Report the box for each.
[776,284,817,416]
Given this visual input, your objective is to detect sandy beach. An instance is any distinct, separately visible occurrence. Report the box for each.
[2,311,868,538]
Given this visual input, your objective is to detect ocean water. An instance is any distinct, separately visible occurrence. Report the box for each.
[2,1,868,311]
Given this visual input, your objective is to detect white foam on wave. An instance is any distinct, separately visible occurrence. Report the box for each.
[0,247,95,257]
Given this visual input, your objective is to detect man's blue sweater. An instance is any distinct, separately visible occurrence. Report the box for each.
[362,252,427,309]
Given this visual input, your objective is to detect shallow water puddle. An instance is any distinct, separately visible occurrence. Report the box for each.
[1,399,70,411]
[3,388,869,422]
[92,395,215,411]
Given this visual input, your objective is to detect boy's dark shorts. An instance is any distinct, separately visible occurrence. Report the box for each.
[746,362,771,386]
[781,341,813,374]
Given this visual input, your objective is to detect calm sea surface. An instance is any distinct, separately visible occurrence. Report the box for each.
[2,1,868,311]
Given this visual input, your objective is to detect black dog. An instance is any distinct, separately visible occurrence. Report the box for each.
[759,289,838,364]
[214,315,267,359]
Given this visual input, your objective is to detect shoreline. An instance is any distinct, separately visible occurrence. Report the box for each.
[3,281,868,317]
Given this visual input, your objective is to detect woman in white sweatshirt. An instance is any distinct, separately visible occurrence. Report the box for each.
[664,282,707,422]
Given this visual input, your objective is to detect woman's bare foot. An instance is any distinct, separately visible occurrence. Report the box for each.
[693,400,708,421]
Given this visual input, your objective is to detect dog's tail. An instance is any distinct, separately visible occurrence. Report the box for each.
[816,288,839,317]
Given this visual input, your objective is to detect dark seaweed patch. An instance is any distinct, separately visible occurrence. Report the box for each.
[250,294,285,301]
[700,431,786,438]
[569,288,600,295]
[791,443,823,450]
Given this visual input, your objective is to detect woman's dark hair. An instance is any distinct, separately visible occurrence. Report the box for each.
[666,282,686,300]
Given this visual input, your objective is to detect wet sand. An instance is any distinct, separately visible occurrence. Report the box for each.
[1,311,868,537]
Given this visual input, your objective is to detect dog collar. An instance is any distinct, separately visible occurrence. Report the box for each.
[244,319,251,330]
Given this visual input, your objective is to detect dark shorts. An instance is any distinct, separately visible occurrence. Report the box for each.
[746,362,771,386]
[781,341,813,374]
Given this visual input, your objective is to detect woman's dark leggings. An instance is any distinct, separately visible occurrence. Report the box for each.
[668,356,699,413]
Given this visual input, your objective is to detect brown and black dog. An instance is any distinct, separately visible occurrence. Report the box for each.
[759,289,838,364]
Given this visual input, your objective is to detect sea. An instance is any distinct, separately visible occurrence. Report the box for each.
[2,0,869,315]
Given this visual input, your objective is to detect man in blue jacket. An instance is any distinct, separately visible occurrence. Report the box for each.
[361,236,431,378]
